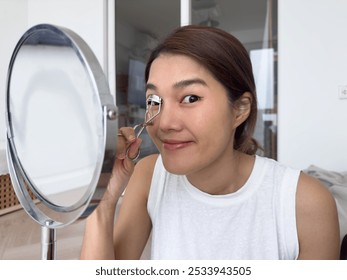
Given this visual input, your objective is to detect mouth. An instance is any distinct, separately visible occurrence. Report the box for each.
[161,139,194,151]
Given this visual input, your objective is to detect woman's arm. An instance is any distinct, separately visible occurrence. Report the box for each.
[80,154,156,259]
[80,128,151,259]
[296,172,340,259]
[113,154,158,259]
[79,188,121,259]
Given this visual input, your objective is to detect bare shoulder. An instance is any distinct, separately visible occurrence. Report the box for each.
[296,172,336,213]
[296,172,340,259]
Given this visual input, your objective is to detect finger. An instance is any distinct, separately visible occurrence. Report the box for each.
[116,133,127,159]
[126,138,142,161]
[117,127,137,159]
[119,127,136,143]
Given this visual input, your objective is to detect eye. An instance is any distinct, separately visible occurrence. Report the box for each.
[182,95,201,104]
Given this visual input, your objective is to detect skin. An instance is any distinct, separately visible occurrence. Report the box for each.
[80,54,340,260]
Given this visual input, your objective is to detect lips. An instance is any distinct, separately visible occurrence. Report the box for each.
[161,139,194,151]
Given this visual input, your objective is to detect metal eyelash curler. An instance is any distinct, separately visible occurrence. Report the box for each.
[126,94,162,161]
[133,94,162,138]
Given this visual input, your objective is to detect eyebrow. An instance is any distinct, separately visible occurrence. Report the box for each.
[146,78,207,91]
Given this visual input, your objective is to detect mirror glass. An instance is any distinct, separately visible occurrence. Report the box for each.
[6,24,117,228]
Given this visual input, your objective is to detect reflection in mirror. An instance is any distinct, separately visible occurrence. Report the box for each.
[9,40,102,208]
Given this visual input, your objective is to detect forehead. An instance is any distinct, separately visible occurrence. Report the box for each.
[147,53,218,89]
[149,53,208,76]
[146,53,230,103]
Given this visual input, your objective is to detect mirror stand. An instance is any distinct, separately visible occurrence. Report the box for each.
[41,221,56,260]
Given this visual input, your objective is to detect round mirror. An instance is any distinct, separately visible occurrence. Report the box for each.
[5,24,117,256]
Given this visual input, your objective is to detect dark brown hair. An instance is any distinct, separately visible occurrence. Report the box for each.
[145,25,259,155]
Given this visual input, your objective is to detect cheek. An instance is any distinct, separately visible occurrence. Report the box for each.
[146,126,156,140]
[200,106,236,150]
[192,106,235,153]
[203,102,235,131]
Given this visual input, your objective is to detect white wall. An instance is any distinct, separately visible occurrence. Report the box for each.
[278,0,347,172]
[0,0,28,167]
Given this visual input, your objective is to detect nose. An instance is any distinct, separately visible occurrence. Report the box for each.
[156,101,182,133]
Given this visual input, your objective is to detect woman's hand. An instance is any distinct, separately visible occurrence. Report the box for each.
[104,127,142,203]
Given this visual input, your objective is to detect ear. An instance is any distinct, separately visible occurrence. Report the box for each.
[232,92,252,128]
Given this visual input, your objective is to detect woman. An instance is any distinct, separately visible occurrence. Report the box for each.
[80,25,340,259]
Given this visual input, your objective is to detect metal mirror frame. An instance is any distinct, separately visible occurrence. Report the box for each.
[5,24,118,259]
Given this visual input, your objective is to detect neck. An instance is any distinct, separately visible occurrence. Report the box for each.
[186,151,255,195]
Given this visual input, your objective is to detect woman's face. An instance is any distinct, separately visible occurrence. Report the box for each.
[146,53,240,175]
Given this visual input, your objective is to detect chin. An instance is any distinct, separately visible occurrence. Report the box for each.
[160,155,194,175]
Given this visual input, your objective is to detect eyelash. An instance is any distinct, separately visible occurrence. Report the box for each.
[146,93,201,106]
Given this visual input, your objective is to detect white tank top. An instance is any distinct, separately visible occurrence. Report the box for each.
[147,155,300,260]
